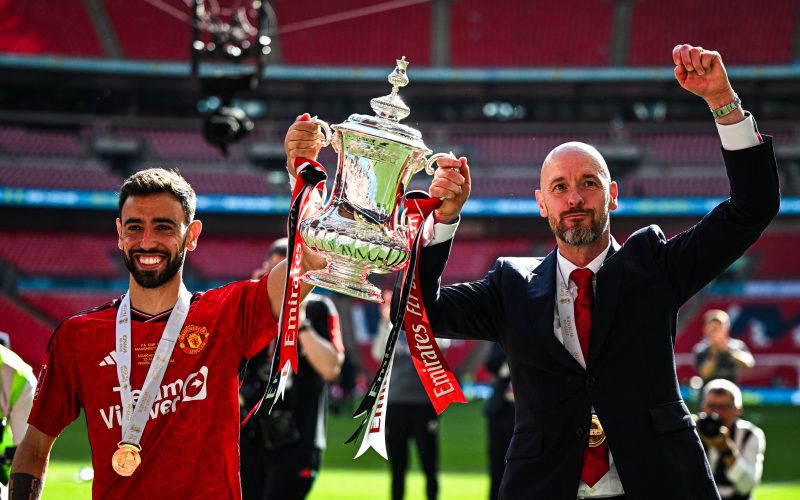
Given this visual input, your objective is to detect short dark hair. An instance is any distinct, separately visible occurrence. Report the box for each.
[119,168,196,224]
[267,237,289,260]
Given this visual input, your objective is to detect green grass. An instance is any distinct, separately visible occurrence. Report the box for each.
[42,403,800,499]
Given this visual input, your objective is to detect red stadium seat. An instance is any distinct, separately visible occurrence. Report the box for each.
[629,0,797,65]
[0,161,121,190]
[189,235,278,281]
[450,0,613,67]
[21,290,120,323]
[0,231,120,279]
[0,0,103,57]
[103,0,191,61]
[275,0,431,66]
[0,293,52,372]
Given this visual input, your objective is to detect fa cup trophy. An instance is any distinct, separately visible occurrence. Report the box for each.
[300,57,453,302]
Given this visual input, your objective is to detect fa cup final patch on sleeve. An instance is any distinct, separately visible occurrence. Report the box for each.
[178,325,211,355]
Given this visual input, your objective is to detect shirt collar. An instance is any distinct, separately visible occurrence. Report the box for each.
[556,240,612,282]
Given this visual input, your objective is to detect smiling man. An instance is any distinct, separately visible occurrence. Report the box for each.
[9,116,327,500]
[411,44,780,499]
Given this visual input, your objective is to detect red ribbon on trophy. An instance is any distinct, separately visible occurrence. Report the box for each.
[349,191,466,457]
[403,195,467,414]
[243,157,327,426]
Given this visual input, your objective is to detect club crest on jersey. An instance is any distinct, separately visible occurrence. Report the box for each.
[178,325,210,355]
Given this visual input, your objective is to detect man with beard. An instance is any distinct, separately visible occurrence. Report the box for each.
[407,44,779,499]
[9,115,328,499]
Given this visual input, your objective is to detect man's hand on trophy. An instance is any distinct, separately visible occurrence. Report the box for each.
[672,44,743,124]
[430,156,470,224]
[285,113,326,178]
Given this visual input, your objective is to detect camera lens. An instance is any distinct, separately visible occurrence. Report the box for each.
[697,411,723,437]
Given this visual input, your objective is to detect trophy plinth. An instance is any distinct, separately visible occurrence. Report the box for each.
[300,57,453,303]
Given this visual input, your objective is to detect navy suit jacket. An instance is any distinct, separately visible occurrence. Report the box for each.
[414,139,779,499]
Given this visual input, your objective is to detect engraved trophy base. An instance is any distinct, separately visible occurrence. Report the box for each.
[302,260,383,302]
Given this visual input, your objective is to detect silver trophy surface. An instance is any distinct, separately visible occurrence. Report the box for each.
[300,57,453,303]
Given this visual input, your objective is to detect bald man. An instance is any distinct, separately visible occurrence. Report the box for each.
[409,44,780,499]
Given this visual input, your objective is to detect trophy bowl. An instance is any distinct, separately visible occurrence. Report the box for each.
[300,57,453,303]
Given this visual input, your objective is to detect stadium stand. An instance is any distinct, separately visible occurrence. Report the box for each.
[450,0,613,67]
[748,232,800,280]
[0,231,119,279]
[442,237,533,283]
[177,166,275,195]
[188,235,276,280]
[0,0,103,57]
[102,0,190,61]
[0,125,82,157]
[629,0,798,65]
[0,161,121,190]
[274,0,432,66]
[117,127,227,162]
[21,290,120,324]
[451,133,612,165]
[676,299,800,387]
[0,293,51,371]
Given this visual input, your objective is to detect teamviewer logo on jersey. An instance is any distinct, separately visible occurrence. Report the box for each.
[99,351,117,367]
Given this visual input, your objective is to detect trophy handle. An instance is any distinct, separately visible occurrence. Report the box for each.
[310,116,332,148]
[424,152,458,175]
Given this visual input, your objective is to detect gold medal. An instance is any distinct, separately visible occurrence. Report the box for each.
[111,442,142,476]
[588,415,606,448]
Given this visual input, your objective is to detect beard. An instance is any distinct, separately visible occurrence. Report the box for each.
[123,240,186,289]
[550,208,608,247]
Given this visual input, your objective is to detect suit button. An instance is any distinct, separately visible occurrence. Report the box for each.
[576,427,584,437]
[586,376,596,387]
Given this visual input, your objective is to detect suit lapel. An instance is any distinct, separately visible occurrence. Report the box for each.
[527,251,584,373]
[587,237,623,369]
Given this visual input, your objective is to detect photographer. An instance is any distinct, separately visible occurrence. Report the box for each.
[694,309,755,385]
[240,239,345,500]
[697,379,765,500]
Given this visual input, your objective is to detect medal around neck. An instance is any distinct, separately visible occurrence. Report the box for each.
[588,415,606,448]
[299,57,455,302]
[111,442,142,476]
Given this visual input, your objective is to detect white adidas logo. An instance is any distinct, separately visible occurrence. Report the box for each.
[99,351,117,367]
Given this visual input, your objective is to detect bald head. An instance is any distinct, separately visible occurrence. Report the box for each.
[540,142,611,188]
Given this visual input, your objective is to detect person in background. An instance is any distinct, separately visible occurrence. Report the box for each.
[0,343,36,485]
[694,309,755,385]
[483,344,514,500]
[372,290,448,500]
[697,379,765,500]
[240,237,345,500]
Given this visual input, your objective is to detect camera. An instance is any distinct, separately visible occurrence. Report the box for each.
[202,105,254,154]
[696,411,723,438]
[259,409,301,451]
[191,0,272,155]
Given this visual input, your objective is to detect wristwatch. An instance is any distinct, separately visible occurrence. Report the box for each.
[711,94,741,119]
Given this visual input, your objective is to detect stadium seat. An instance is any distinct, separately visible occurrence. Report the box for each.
[275,0,432,66]
[0,231,120,279]
[0,293,52,372]
[0,0,103,57]
[450,0,613,67]
[629,0,797,65]
[21,290,119,323]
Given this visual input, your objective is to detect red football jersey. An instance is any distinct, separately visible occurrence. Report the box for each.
[29,277,277,499]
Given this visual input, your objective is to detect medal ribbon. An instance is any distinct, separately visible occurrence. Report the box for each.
[115,284,192,447]
[347,192,466,457]
[555,263,588,368]
[248,158,327,422]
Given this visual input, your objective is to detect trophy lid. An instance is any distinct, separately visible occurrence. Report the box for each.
[333,57,430,153]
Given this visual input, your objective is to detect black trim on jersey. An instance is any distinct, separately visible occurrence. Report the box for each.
[45,296,121,353]
[44,291,205,353]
